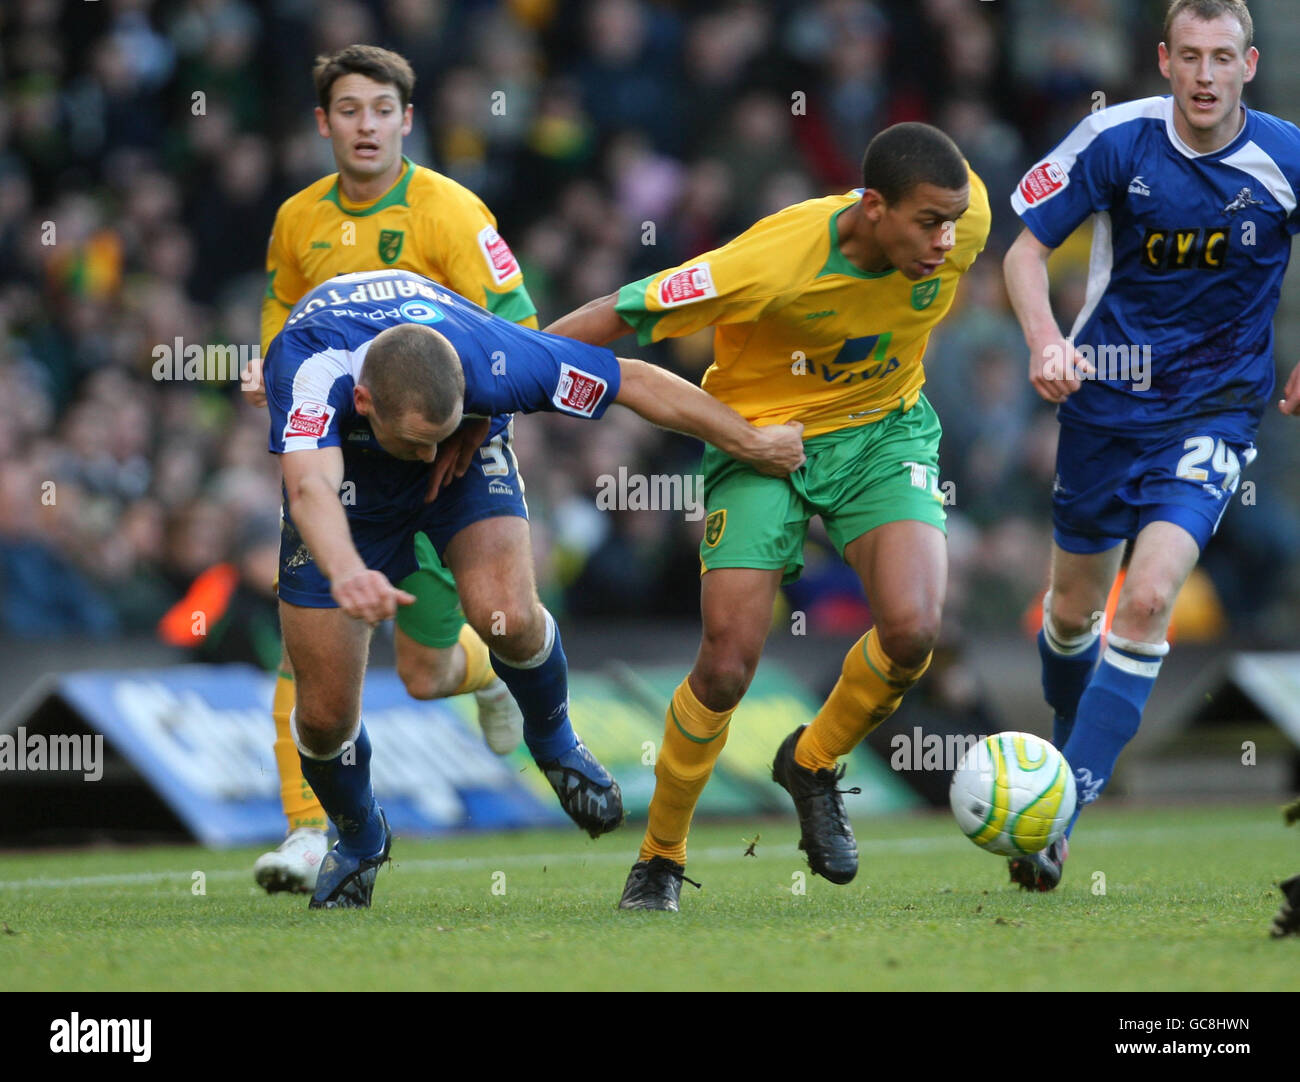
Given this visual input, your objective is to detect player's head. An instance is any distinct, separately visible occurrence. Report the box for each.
[313,45,415,184]
[857,123,970,281]
[356,324,464,462]
[1158,0,1257,149]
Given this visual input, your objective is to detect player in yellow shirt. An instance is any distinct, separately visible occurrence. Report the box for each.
[244,45,538,894]
[549,122,990,909]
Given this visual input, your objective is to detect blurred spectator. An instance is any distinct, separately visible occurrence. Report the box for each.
[0,0,1293,647]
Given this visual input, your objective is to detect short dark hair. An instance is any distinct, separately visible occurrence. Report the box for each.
[861,123,968,205]
[360,324,464,426]
[1163,0,1253,52]
[313,45,416,111]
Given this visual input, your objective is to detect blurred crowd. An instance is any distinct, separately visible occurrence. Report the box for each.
[2,0,1298,652]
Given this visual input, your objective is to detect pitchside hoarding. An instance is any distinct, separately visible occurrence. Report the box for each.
[1,661,917,847]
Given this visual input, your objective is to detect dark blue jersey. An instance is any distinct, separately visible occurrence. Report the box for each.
[264,269,621,521]
[1013,96,1300,435]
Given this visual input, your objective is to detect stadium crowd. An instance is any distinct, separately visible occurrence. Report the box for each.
[2,0,1297,649]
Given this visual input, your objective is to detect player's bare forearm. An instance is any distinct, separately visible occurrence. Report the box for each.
[281,449,365,584]
[1003,229,1062,350]
[613,357,805,476]
[546,292,633,346]
[287,477,367,584]
[1004,229,1091,400]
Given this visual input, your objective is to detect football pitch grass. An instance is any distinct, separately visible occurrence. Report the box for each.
[1,804,1296,992]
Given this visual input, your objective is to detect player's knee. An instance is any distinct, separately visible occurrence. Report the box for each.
[396,657,453,701]
[292,708,353,752]
[692,650,758,712]
[1115,582,1176,632]
[1045,593,1099,640]
[465,600,536,649]
[876,616,940,671]
[694,666,749,712]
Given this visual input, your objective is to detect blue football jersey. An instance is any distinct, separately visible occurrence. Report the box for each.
[1013,96,1300,435]
[264,269,622,521]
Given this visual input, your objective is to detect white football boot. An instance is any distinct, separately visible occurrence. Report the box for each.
[473,677,524,755]
[253,827,329,894]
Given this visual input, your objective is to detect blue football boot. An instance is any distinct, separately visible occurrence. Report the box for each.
[308,809,392,909]
[537,741,624,838]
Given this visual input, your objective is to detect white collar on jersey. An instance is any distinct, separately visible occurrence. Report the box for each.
[1164,97,1248,159]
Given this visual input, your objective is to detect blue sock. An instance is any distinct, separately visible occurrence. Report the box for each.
[1038,605,1100,749]
[1061,636,1165,836]
[490,609,578,763]
[296,720,385,857]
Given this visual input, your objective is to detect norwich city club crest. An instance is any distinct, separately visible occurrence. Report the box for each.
[911,278,940,311]
[378,229,404,264]
[705,509,726,547]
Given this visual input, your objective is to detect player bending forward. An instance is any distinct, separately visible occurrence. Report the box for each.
[551,123,990,909]
[266,268,804,908]
[1004,0,1300,891]
[247,45,541,894]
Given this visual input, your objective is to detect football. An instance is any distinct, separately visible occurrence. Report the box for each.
[948,732,1077,856]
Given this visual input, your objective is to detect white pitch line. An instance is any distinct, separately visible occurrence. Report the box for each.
[0,819,1279,891]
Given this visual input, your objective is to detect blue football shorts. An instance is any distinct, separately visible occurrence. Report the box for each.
[276,420,528,608]
[1052,418,1256,555]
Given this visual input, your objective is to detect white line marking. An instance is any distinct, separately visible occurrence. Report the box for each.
[0,820,1276,891]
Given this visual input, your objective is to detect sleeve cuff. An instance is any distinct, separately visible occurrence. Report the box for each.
[614,277,663,346]
[485,282,538,325]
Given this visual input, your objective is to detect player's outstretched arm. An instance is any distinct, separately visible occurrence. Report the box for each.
[613,357,805,476]
[1003,228,1092,403]
[280,446,415,623]
[545,292,633,346]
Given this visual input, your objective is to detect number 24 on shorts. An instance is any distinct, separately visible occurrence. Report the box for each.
[1176,436,1252,488]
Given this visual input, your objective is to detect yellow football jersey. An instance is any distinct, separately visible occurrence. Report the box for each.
[261,157,537,352]
[615,171,990,438]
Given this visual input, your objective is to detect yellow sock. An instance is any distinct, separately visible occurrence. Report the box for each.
[272,670,328,831]
[451,624,496,696]
[796,628,931,771]
[640,679,734,865]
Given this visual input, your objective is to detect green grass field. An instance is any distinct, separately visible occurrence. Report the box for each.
[1,804,1296,991]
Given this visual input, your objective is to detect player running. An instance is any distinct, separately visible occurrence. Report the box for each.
[245,45,539,894]
[550,123,990,909]
[266,268,805,908]
[1004,0,1300,891]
